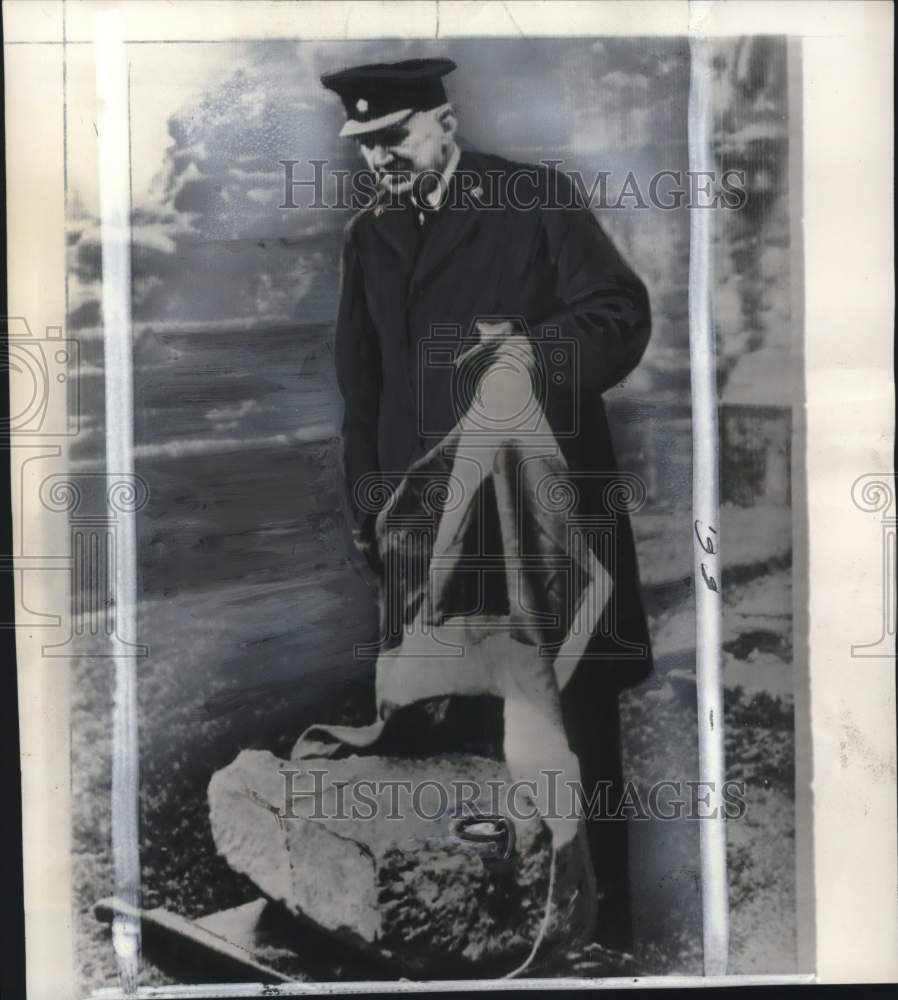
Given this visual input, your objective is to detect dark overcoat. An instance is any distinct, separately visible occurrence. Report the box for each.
[334,149,653,690]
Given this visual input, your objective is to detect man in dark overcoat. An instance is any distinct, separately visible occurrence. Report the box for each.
[321,57,653,951]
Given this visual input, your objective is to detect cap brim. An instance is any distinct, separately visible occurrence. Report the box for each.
[339,108,414,138]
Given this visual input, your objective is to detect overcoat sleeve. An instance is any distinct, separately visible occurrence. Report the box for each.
[334,222,383,567]
[532,169,652,396]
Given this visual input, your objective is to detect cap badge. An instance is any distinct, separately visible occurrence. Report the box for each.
[356,98,369,113]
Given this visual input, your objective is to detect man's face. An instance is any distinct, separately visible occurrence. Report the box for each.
[355,108,453,195]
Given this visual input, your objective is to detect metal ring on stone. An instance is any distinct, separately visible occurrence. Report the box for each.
[451,813,516,864]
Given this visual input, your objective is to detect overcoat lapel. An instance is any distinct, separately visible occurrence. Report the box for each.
[410,151,486,292]
[368,198,420,274]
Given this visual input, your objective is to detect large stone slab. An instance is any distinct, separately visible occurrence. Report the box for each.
[208,750,590,976]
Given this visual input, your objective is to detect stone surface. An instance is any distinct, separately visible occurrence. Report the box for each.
[208,750,590,976]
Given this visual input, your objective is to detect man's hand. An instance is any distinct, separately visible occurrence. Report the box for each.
[478,321,537,376]
[475,319,516,343]
[454,319,532,370]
